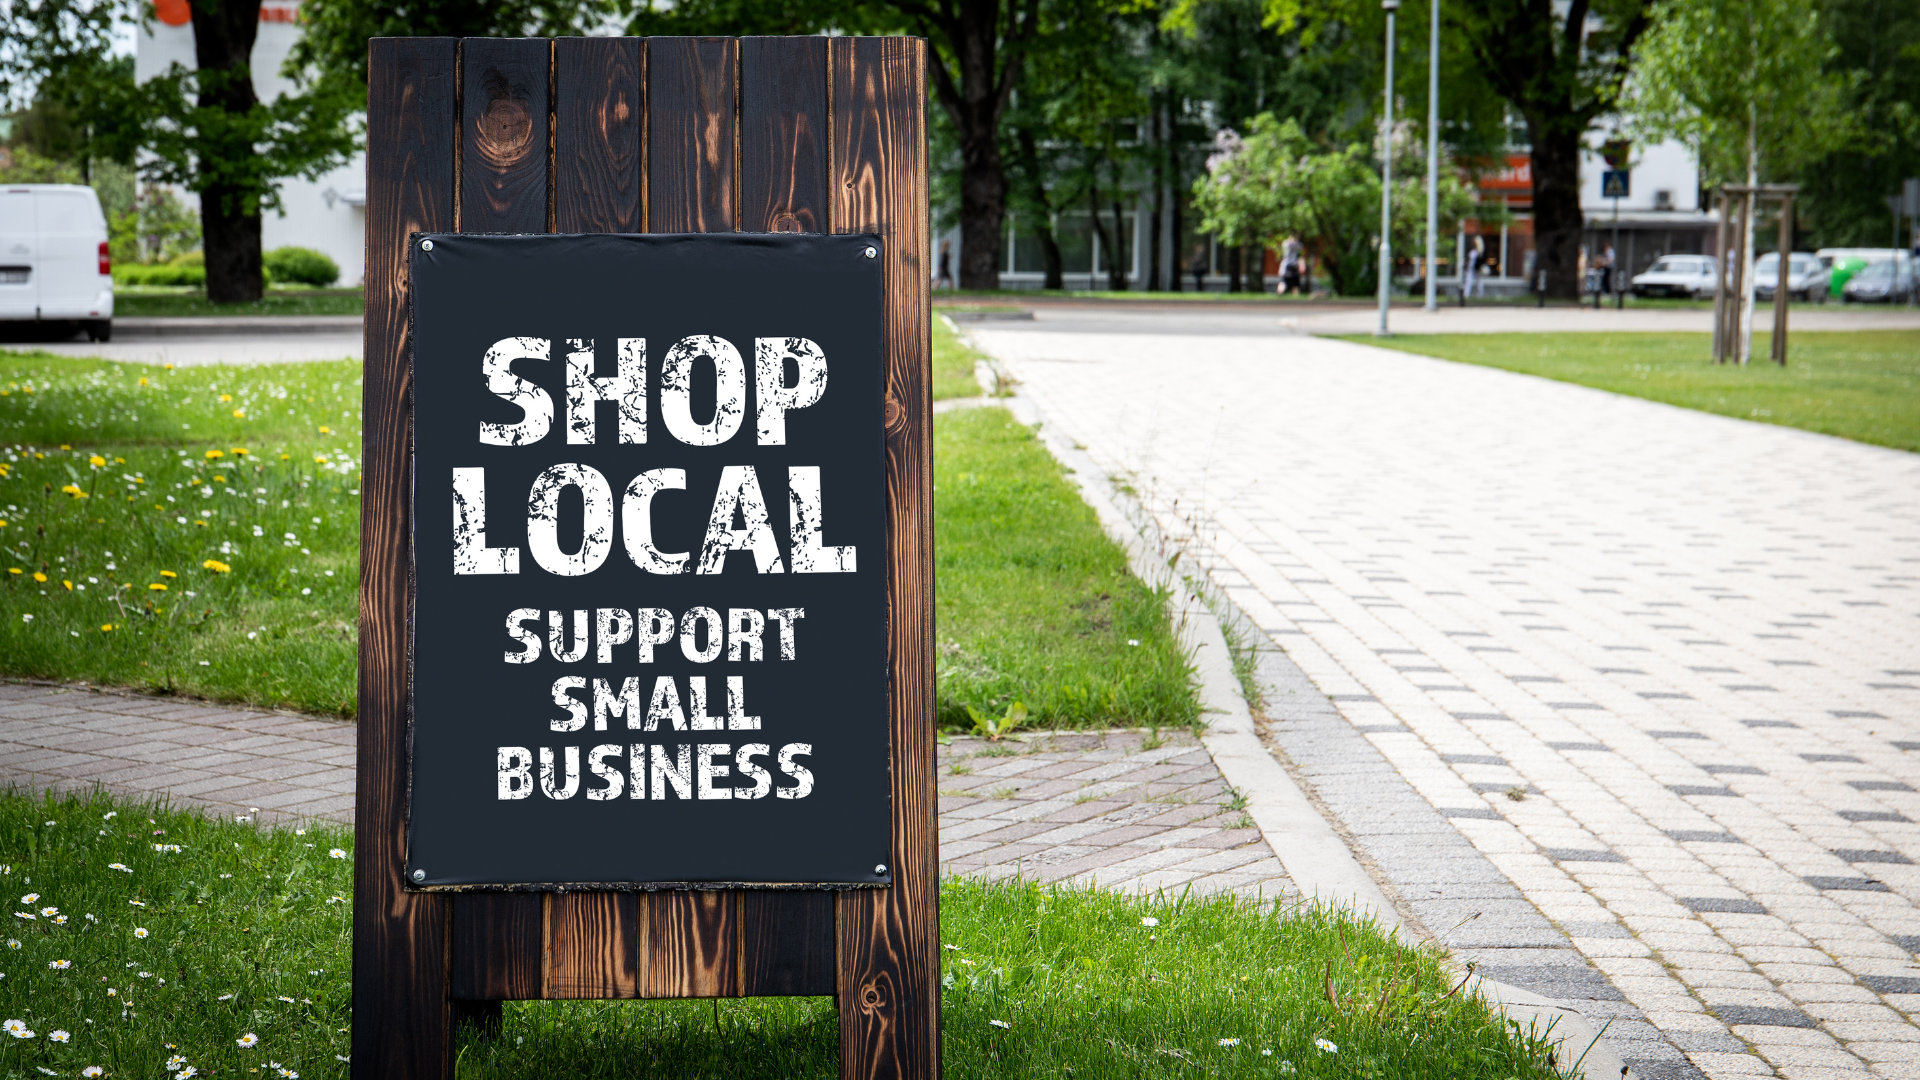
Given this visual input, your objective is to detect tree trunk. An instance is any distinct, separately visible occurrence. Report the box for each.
[190,0,264,304]
[1226,244,1241,292]
[1169,150,1183,293]
[1011,127,1064,289]
[1107,194,1128,291]
[1087,170,1114,292]
[1528,117,1583,302]
[1148,100,1164,292]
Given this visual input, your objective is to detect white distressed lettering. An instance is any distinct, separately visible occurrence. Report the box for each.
[646,676,686,731]
[680,606,724,663]
[479,336,552,446]
[592,677,641,731]
[768,607,805,660]
[497,747,533,799]
[688,676,723,732]
[726,676,760,731]
[550,677,588,732]
[504,607,541,663]
[565,337,646,445]
[548,609,589,663]
[586,743,625,800]
[696,465,784,574]
[776,743,815,799]
[635,607,674,662]
[595,607,634,663]
[660,335,745,446]
[650,743,692,799]
[727,608,765,661]
[787,466,855,573]
[526,463,614,577]
[452,467,519,575]
[696,743,732,800]
[621,468,689,574]
[734,744,772,799]
[753,337,827,445]
[539,746,580,799]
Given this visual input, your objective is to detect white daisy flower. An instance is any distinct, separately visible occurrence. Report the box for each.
[107,864,131,873]
[83,1069,104,1078]
[38,907,56,918]
[989,1018,1011,1029]
[48,1029,70,1043]
[1139,917,1159,927]
[3,1019,27,1034]
[217,993,234,1001]
[236,1032,258,1048]
[1218,1037,1240,1046]
[328,848,347,859]
[132,928,148,939]
[19,894,37,904]
[164,1056,186,1071]
[1314,1038,1337,1053]
[48,959,70,970]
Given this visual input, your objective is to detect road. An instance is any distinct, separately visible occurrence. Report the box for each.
[972,311,1920,1079]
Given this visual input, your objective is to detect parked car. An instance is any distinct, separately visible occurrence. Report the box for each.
[1815,247,1905,299]
[1752,251,1829,302]
[1840,254,1916,304]
[0,184,114,341]
[1631,254,1718,299]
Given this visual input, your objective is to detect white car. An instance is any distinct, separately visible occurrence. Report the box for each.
[0,184,114,341]
[1631,254,1718,299]
[1752,251,1829,302]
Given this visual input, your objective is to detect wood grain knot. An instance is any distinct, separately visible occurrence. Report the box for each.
[772,212,802,233]
[476,94,534,167]
[883,396,904,432]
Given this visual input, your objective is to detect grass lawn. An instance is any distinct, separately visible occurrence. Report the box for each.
[0,331,1194,731]
[935,406,1194,730]
[932,313,988,401]
[112,290,365,319]
[1349,330,1920,453]
[0,789,1564,1080]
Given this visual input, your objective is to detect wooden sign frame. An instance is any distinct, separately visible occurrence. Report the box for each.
[353,36,935,1079]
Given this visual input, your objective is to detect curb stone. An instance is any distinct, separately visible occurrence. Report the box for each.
[967,355,1639,1080]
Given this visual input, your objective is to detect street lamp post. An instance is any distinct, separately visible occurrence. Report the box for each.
[1376,0,1399,337]
[1423,0,1439,313]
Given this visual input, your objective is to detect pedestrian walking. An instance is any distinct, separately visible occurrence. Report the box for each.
[1462,241,1481,300]
[1277,236,1305,296]
[935,239,955,290]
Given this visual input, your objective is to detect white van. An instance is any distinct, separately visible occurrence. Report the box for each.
[0,185,114,341]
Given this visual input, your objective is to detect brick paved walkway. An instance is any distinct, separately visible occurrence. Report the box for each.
[975,320,1920,1080]
[0,683,1290,900]
[939,729,1291,897]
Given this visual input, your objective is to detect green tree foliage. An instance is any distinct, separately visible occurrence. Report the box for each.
[3,0,357,303]
[1770,0,1916,248]
[108,185,203,267]
[1191,113,1475,295]
[290,0,629,96]
[1627,0,1858,187]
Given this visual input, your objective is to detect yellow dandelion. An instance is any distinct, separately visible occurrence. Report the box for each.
[138,377,148,386]
[280,453,291,461]
[148,583,167,591]
[219,394,232,402]
[318,426,331,434]
[88,455,105,468]
[202,560,231,573]
[232,447,249,456]
[205,450,224,460]
[59,444,69,450]
[0,521,8,528]
[114,457,125,463]
[159,571,177,579]
[163,363,174,370]
[233,409,245,418]
[62,580,72,591]
[6,568,20,575]
[100,624,113,632]
[213,475,226,482]
[313,455,329,464]
[32,572,47,583]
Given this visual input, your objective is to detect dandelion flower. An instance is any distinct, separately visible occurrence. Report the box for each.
[48,960,69,970]
[1218,1038,1240,1047]
[1314,1038,1337,1054]
[236,1033,258,1048]
[328,848,346,859]
[132,927,148,939]
[148,583,167,591]
[988,1019,1011,1029]
[48,1029,69,1043]
[205,450,224,460]
[1140,917,1159,927]
[202,559,230,573]
[159,570,177,579]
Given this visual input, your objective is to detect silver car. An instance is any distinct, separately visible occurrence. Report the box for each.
[1753,252,1829,302]
[1631,255,1718,299]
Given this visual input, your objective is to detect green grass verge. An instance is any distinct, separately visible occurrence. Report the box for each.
[112,291,365,319]
[0,350,1192,730]
[0,789,1562,1080]
[935,407,1195,730]
[932,313,988,401]
[1346,330,1920,453]
[0,357,362,715]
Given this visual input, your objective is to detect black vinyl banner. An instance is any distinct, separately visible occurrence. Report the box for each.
[405,233,890,888]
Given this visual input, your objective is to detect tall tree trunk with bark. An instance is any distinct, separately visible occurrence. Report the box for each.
[1012,126,1064,289]
[1526,116,1585,304]
[1148,99,1164,291]
[924,0,1040,291]
[191,0,264,304]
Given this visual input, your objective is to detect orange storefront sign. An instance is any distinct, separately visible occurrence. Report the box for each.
[1478,154,1531,194]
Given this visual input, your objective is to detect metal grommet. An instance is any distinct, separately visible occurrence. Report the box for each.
[863,245,877,259]
[411,869,426,882]
[420,239,434,252]
[874,863,887,875]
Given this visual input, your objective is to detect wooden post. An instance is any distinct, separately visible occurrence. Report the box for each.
[1772,193,1793,366]
[1720,189,1735,361]
[357,35,935,1080]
